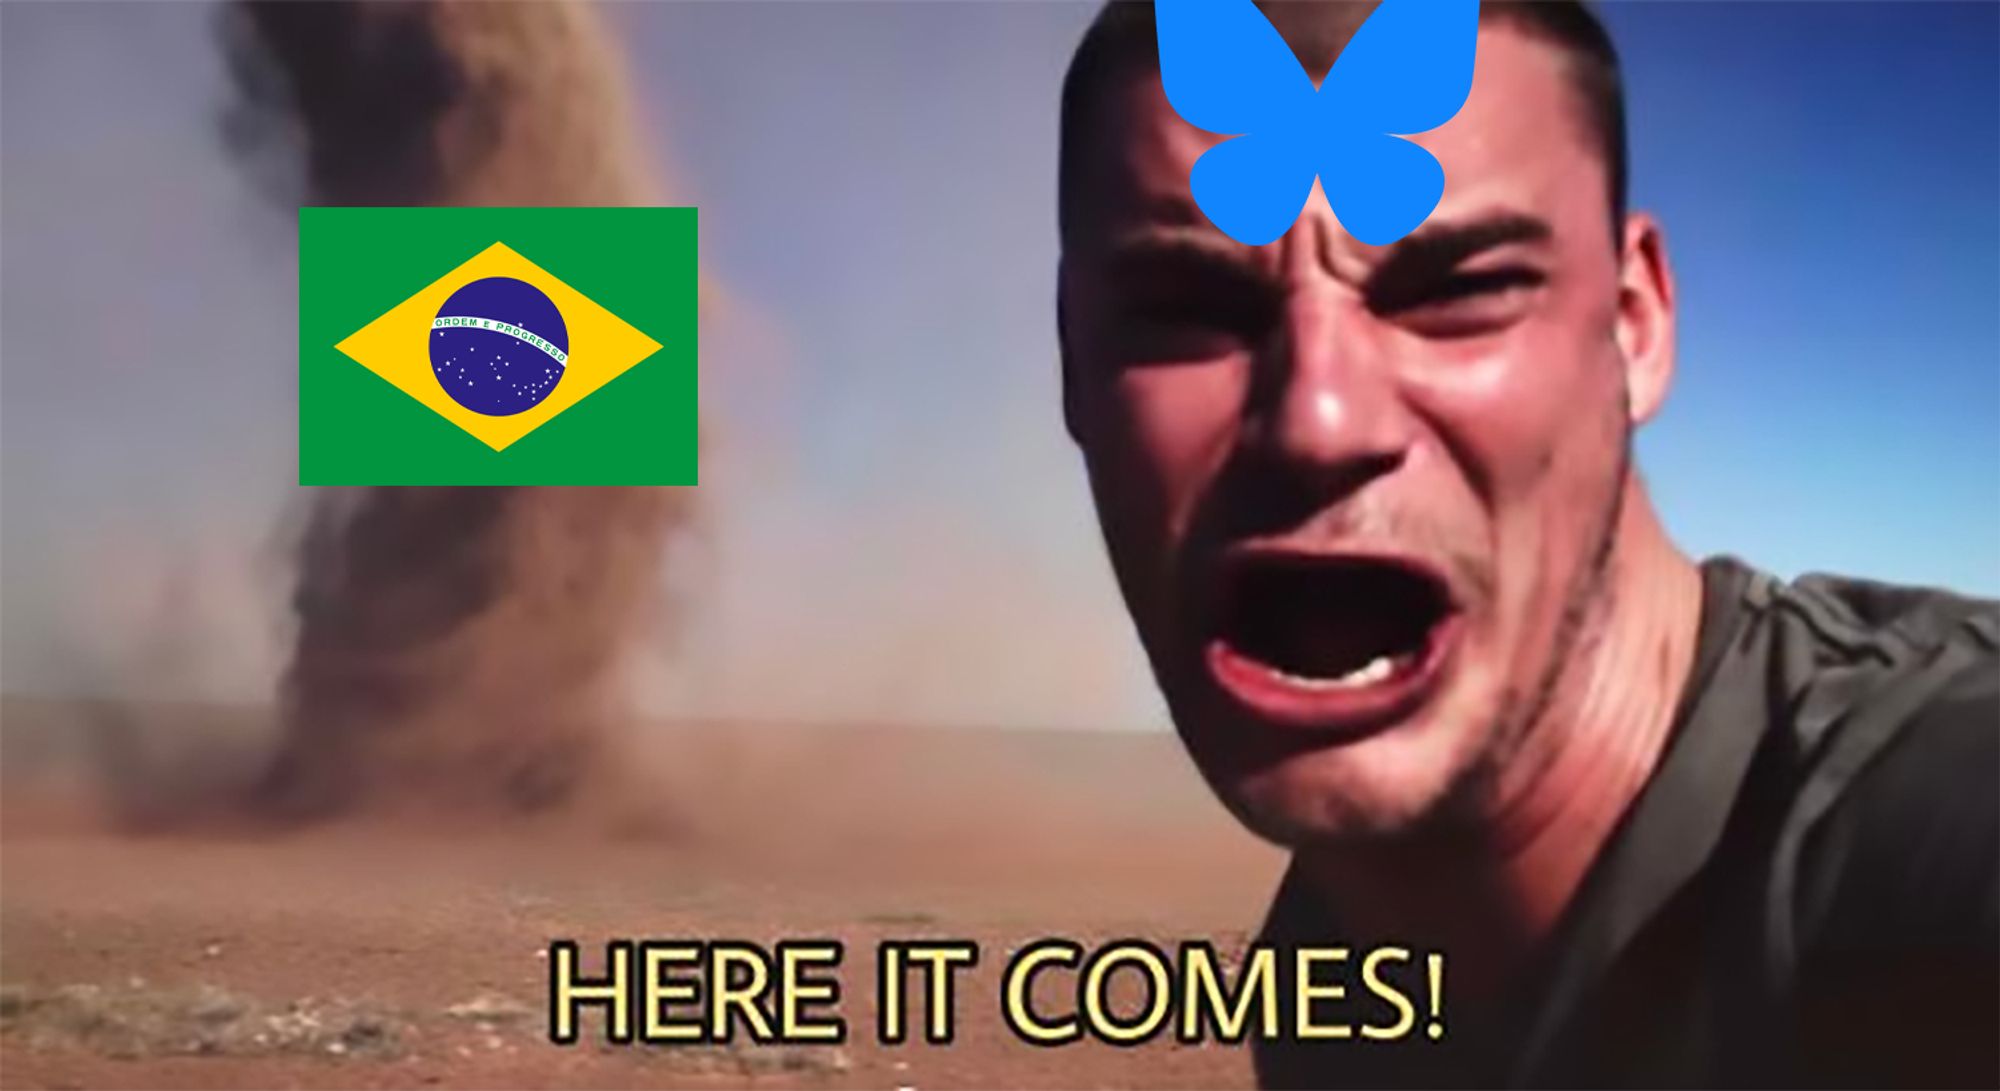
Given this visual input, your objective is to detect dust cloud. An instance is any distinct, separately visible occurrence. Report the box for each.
[219,1,687,823]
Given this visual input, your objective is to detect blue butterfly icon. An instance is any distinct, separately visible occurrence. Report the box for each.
[1155,0,1481,247]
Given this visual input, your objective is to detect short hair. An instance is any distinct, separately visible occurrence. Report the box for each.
[1057,1,1628,245]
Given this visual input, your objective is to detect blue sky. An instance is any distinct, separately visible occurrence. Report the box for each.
[1606,2,2000,594]
[2,2,1995,728]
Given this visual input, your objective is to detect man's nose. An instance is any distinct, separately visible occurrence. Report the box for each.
[1242,293,1414,497]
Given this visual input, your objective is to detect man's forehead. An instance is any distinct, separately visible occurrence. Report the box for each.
[1069,24,1604,257]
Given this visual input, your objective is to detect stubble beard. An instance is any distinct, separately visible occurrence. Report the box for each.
[1434,412,1635,832]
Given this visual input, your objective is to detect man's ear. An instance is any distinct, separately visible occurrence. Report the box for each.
[1057,258,1084,444]
[1615,213,1677,425]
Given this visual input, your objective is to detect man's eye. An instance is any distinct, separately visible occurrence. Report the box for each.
[1427,267,1543,304]
[1389,267,1545,311]
[1096,288,1275,367]
[1131,300,1262,336]
[1379,267,1545,336]
[1126,285,1277,339]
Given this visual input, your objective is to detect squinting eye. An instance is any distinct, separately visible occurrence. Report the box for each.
[1109,311,1254,366]
[1366,261,1546,316]
[1131,292,1272,337]
[1109,280,1281,362]
[1410,267,1544,308]
[1387,267,1545,336]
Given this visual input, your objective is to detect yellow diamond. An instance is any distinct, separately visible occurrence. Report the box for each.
[334,241,662,451]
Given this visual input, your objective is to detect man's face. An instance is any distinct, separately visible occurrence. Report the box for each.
[1061,25,1660,845]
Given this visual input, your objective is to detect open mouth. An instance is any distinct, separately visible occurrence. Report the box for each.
[1205,554,1460,733]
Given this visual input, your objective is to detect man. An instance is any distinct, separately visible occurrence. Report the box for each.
[1055,2,1998,1086]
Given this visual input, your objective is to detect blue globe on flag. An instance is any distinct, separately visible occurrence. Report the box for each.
[429,277,570,417]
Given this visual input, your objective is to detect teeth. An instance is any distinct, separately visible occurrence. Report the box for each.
[1283,654,1402,690]
[1344,655,1397,686]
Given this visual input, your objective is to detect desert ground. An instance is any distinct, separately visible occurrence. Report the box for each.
[0,697,1284,1089]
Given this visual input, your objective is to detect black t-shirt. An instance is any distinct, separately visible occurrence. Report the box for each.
[1253,556,1999,1088]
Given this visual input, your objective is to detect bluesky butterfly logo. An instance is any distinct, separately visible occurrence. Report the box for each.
[1155,0,1480,247]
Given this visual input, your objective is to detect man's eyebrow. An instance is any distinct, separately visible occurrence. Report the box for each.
[1096,226,1267,280]
[1390,212,1554,269]
[1084,214,1551,287]
[1103,224,1236,259]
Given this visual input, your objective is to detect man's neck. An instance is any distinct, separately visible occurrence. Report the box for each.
[1295,478,1705,1000]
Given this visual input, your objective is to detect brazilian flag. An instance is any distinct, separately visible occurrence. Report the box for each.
[298,207,696,485]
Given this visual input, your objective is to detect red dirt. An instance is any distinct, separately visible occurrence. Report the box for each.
[1,706,1286,1089]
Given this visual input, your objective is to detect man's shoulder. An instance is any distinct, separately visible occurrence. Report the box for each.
[1702,556,1996,745]
[1776,564,1999,661]
[1707,560,1998,938]
[1719,566,2000,1086]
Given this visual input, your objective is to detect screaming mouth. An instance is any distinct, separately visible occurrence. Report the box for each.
[1207,554,1460,730]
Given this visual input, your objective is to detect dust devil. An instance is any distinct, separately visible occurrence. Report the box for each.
[220,1,686,821]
